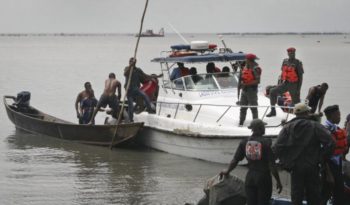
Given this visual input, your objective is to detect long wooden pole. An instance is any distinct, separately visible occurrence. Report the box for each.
[110,0,149,149]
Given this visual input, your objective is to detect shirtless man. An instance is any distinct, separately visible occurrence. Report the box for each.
[88,73,121,124]
[75,82,94,124]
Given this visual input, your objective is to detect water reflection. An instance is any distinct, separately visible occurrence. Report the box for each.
[3,129,229,204]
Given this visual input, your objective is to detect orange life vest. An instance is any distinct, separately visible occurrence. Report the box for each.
[332,128,348,156]
[241,67,255,84]
[281,65,299,83]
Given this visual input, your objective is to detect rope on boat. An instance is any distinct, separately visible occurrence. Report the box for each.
[110,0,149,149]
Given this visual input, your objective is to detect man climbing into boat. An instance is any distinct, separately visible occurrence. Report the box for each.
[238,53,261,126]
[88,73,121,124]
[306,82,328,114]
[75,81,95,124]
[169,62,190,87]
[267,47,304,117]
[124,57,156,122]
[220,119,282,205]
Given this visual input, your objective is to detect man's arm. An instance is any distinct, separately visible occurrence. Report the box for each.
[116,81,121,101]
[297,61,304,91]
[318,92,326,113]
[306,87,315,101]
[267,145,283,193]
[75,93,82,118]
[220,141,245,177]
[315,123,335,158]
[272,127,288,157]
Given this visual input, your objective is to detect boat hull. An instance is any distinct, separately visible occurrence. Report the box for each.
[137,126,275,164]
[4,96,143,146]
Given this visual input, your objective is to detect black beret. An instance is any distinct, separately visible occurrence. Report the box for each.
[323,105,339,115]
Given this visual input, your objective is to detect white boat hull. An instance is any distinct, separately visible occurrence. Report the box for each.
[138,126,246,164]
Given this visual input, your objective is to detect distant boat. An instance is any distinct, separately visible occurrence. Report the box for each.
[135,28,164,37]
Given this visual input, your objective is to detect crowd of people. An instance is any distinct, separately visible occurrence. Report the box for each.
[74,49,350,205]
[74,57,160,125]
[218,47,350,205]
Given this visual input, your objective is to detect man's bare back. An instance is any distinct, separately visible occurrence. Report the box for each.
[103,78,118,96]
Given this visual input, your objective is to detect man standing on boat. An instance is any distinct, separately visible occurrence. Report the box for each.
[220,119,282,205]
[273,103,335,205]
[238,53,261,126]
[267,47,304,117]
[88,73,121,124]
[306,82,328,114]
[75,81,95,124]
[170,62,189,87]
[124,57,156,122]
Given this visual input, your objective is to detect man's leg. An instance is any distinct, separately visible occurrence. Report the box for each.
[291,165,306,205]
[267,83,288,117]
[127,91,135,122]
[305,165,321,205]
[239,91,248,126]
[247,89,258,119]
[329,161,345,205]
[135,89,155,112]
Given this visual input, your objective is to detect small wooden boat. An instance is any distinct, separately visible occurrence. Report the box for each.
[3,95,144,147]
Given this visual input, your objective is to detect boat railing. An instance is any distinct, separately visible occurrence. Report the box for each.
[155,101,293,128]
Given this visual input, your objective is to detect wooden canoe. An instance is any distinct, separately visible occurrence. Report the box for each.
[3,95,143,147]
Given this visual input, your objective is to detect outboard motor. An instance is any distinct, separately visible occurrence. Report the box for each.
[15,91,31,108]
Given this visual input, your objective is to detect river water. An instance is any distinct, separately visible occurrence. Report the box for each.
[0,34,349,204]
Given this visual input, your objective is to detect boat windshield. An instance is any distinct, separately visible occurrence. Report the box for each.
[171,72,238,91]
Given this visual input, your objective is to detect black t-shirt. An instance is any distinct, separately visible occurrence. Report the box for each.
[233,135,274,173]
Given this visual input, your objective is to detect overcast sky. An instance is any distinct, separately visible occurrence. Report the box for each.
[1,0,349,33]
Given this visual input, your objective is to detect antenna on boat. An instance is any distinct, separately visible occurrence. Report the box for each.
[168,22,189,44]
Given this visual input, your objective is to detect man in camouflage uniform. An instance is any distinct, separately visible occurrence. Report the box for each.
[239,53,261,126]
[267,47,304,117]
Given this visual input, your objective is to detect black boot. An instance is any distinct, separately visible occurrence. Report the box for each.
[266,107,276,117]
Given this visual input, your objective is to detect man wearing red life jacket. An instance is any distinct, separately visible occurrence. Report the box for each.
[238,53,261,126]
[321,105,349,205]
[267,47,304,117]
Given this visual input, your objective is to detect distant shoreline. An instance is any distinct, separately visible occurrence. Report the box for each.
[0,32,349,37]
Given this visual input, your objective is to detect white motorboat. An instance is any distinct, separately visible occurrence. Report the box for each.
[135,42,294,164]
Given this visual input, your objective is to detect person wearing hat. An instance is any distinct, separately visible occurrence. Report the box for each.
[220,119,282,205]
[267,47,304,117]
[170,62,190,87]
[273,102,335,205]
[238,53,262,126]
[321,105,348,205]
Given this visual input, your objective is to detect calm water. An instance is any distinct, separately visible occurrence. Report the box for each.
[0,34,349,204]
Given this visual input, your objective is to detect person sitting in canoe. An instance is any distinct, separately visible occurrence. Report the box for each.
[75,81,95,124]
[88,73,121,124]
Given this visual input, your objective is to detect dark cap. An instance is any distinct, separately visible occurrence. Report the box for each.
[245,53,259,60]
[248,119,265,129]
[287,47,296,52]
[323,105,339,115]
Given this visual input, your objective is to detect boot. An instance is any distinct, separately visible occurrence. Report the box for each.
[266,107,276,117]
